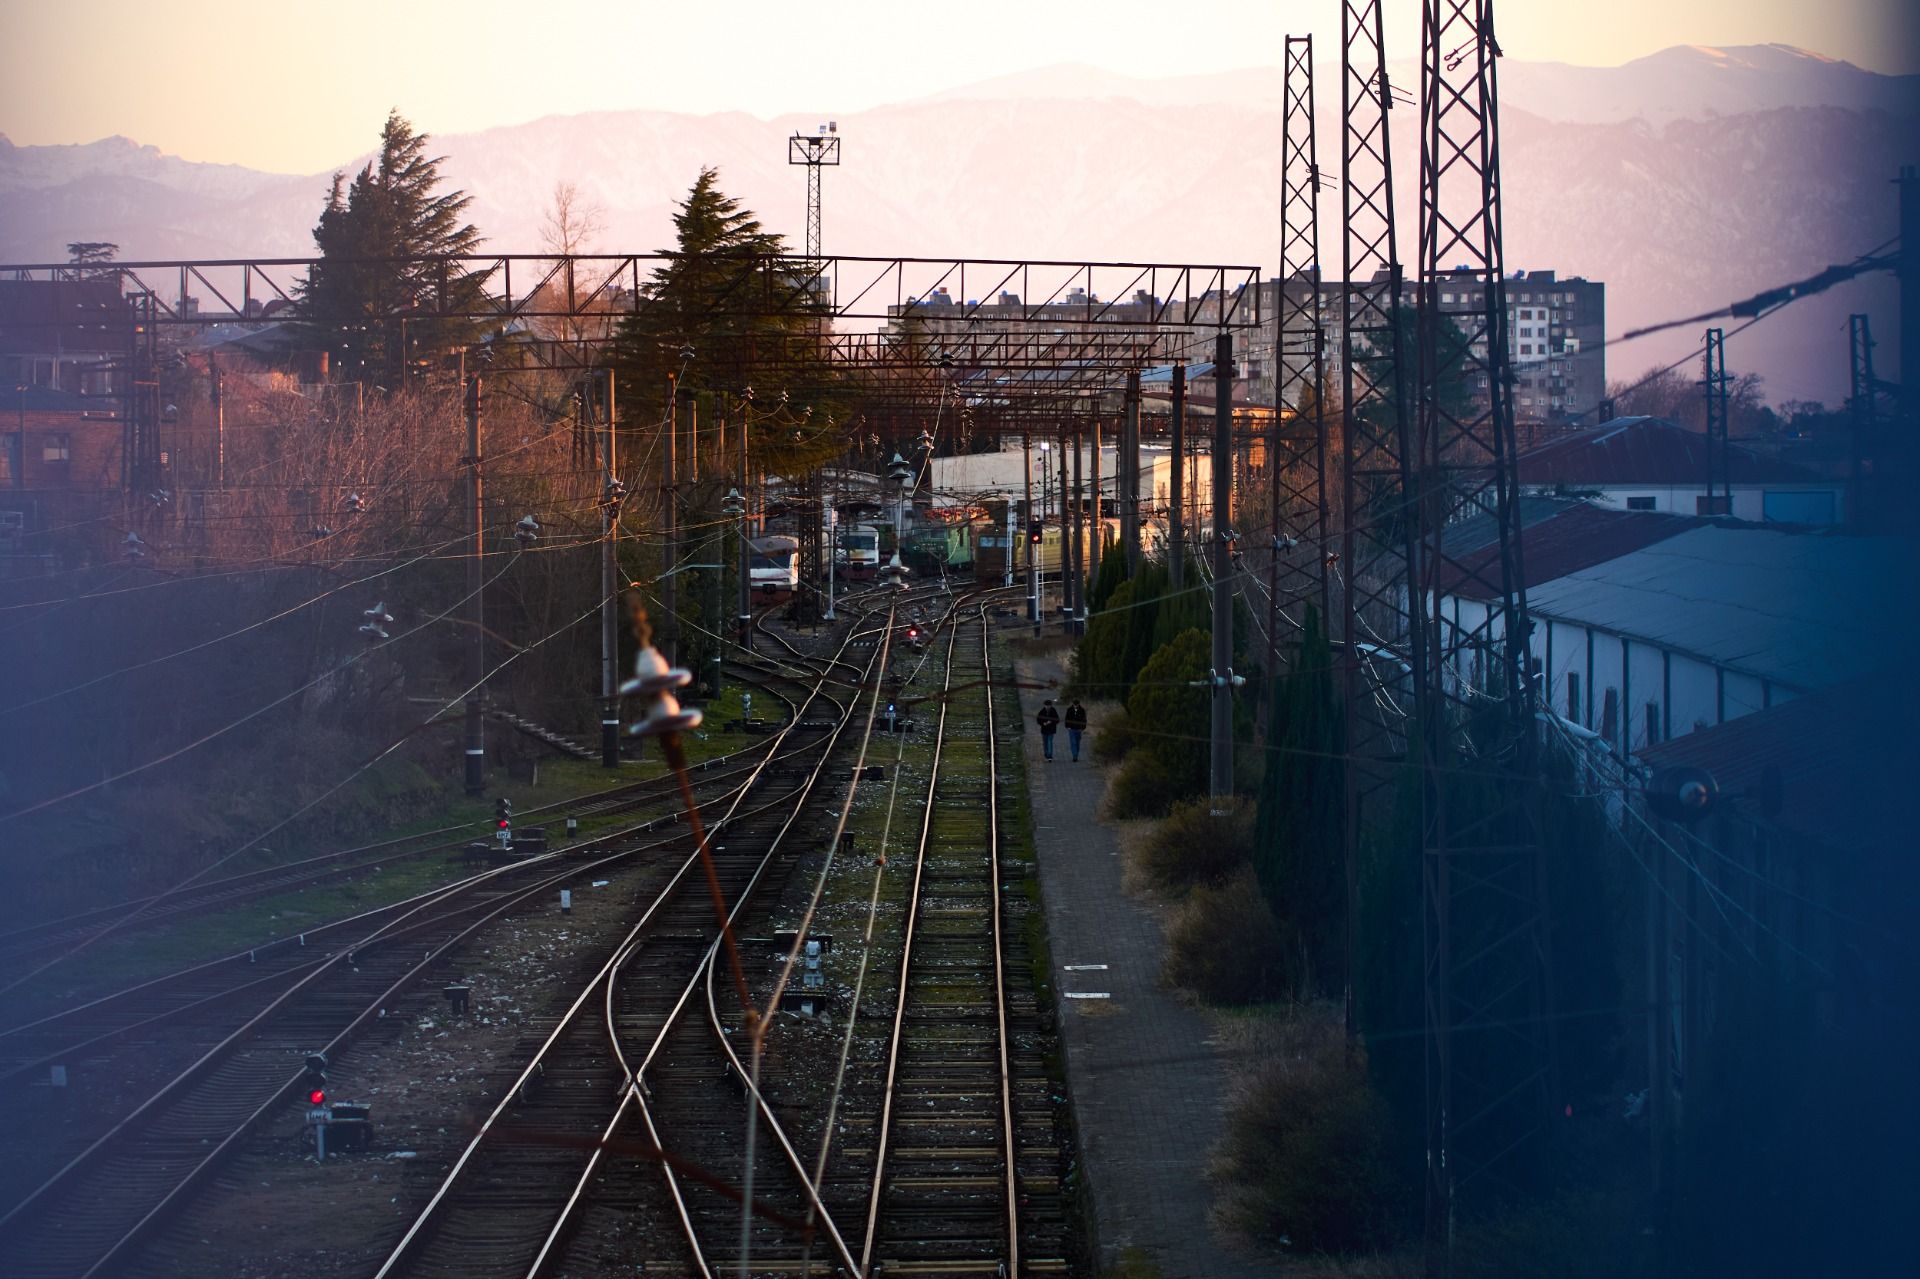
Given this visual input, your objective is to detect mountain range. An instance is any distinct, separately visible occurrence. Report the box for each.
[2,43,1913,405]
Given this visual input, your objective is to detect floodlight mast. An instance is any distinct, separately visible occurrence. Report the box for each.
[787,126,842,283]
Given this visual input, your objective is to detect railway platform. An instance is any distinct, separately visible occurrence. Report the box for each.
[1015,654,1276,1279]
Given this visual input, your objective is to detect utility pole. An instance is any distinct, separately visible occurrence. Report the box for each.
[600,370,620,768]
[1169,363,1186,589]
[1848,314,1874,529]
[1089,415,1103,591]
[1897,165,1918,534]
[210,351,226,491]
[1702,328,1731,515]
[463,368,486,796]
[663,373,679,666]
[1023,428,1037,623]
[1210,332,1236,810]
[1071,418,1086,632]
[736,403,753,651]
[1123,369,1142,576]
[1059,425,1071,626]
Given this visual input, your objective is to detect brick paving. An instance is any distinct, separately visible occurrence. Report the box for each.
[1015,655,1278,1278]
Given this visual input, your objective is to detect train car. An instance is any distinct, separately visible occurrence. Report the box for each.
[973,521,1065,581]
[970,516,1120,584]
[837,523,882,580]
[748,534,801,600]
[902,521,974,577]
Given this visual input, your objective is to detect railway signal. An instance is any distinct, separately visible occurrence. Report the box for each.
[301,1052,328,1108]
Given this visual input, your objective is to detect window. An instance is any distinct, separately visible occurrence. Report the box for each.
[1520,343,1533,355]
[1626,496,1656,511]
[41,434,70,463]
[1442,292,1455,304]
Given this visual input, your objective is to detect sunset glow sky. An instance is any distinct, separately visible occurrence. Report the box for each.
[1,0,1914,172]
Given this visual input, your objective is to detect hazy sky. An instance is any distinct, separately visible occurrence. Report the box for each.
[2,0,1915,172]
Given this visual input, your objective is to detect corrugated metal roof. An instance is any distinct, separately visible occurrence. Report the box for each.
[1524,525,1908,690]
[1439,500,1701,598]
[1514,416,1827,486]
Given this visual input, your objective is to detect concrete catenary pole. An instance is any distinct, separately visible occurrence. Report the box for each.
[1059,424,1072,625]
[1899,165,1918,532]
[1089,414,1103,592]
[1123,369,1142,576]
[463,368,486,796]
[1024,427,1037,622]
[600,370,620,768]
[662,374,679,667]
[1210,332,1236,809]
[1072,418,1086,633]
[1169,363,1187,589]
[735,404,753,651]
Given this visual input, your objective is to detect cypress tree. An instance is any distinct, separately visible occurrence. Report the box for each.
[1252,605,1347,995]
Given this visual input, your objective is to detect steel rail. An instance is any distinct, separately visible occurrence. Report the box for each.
[690,591,996,1277]
[374,604,889,1279]
[0,659,848,1276]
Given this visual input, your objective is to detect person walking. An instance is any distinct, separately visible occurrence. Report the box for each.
[1035,698,1060,762]
[1063,698,1088,762]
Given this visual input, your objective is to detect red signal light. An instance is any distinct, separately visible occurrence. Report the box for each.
[309,1089,326,1106]
[497,819,510,829]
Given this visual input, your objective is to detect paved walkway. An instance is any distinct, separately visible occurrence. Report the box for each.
[1016,657,1277,1278]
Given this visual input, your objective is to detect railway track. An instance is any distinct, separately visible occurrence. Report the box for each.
[0,627,870,1278]
[370,600,903,1279]
[0,581,1078,1277]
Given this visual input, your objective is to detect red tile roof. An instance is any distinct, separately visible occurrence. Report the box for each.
[1514,416,1827,487]
[1438,500,1701,599]
[1635,681,1905,854]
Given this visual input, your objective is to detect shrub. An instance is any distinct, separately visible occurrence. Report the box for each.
[1163,866,1288,1003]
[1213,1025,1405,1253]
[1091,706,1135,763]
[1106,749,1178,819]
[1139,795,1253,892]
[1124,628,1212,800]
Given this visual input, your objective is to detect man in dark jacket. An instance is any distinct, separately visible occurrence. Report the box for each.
[1035,699,1060,761]
[1063,699,1088,762]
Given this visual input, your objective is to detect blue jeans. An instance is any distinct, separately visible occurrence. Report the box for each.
[1042,731,1055,759]
[1068,727,1083,761]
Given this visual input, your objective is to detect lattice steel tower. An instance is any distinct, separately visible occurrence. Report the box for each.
[1270,33,1332,658]
[1414,1,1559,1268]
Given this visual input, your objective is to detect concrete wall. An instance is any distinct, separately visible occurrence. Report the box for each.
[1441,592,1795,757]
[1576,483,1844,526]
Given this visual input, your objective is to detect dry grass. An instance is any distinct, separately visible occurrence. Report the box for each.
[1209,1000,1411,1258]
[1163,866,1290,1004]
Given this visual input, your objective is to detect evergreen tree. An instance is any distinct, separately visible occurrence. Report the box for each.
[606,168,842,477]
[1085,536,1126,611]
[1252,605,1348,995]
[299,111,485,384]
[1125,628,1214,799]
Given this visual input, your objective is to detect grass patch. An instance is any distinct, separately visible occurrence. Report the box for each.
[1106,1245,1164,1279]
